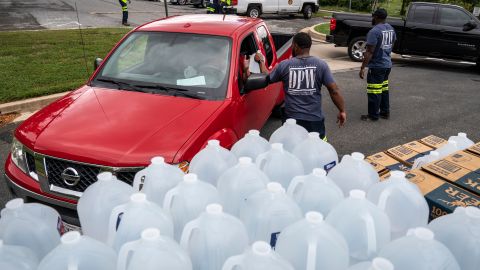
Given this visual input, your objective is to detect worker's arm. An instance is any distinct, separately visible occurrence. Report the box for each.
[326,82,347,127]
[359,45,374,79]
[254,53,269,74]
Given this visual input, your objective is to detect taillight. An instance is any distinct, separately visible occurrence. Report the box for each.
[232,0,238,5]
[330,18,336,32]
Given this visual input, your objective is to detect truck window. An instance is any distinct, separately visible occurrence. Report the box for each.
[439,7,471,27]
[411,5,436,24]
[256,26,274,66]
[238,33,259,93]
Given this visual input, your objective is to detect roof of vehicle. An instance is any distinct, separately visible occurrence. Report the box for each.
[410,2,463,9]
[136,14,261,36]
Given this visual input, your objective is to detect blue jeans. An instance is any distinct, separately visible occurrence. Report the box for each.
[367,68,391,119]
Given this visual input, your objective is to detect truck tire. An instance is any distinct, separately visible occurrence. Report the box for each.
[348,36,367,62]
[247,6,261,18]
[178,0,187,4]
[303,5,313,19]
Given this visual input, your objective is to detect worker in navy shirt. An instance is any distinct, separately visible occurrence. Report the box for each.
[359,8,396,121]
[249,32,346,140]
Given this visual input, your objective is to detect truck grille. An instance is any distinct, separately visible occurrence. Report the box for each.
[44,157,141,194]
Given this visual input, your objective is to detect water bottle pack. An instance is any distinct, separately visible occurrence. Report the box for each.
[1,128,477,270]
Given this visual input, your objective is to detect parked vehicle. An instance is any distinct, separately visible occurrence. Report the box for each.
[233,0,319,19]
[327,2,480,68]
[4,15,292,226]
[191,0,207,8]
[171,0,191,5]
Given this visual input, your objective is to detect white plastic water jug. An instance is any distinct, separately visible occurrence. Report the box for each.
[412,150,440,169]
[269,119,309,152]
[448,132,474,150]
[348,258,394,270]
[239,182,302,246]
[78,172,133,243]
[189,140,237,185]
[118,228,192,270]
[38,231,117,270]
[180,204,249,270]
[231,130,271,160]
[0,198,61,259]
[256,143,304,189]
[287,168,344,216]
[326,190,391,263]
[0,239,38,270]
[132,156,185,206]
[328,153,380,196]
[428,207,480,270]
[276,211,350,270]
[367,171,429,239]
[108,193,174,252]
[292,132,339,172]
[436,139,459,159]
[222,241,294,270]
[378,227,460,270]
[163,173,220,241]
[217,157,269,216]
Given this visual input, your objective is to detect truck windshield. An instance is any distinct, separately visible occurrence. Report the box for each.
[92,32,231,100]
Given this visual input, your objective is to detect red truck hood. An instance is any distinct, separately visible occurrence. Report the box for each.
[28,87,223,166]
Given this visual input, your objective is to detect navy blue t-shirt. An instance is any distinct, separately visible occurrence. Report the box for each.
[268,56,335,121]
[366,23,396,68]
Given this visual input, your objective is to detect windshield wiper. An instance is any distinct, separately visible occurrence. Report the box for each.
[135,84,206,100]
[95,78,152,93]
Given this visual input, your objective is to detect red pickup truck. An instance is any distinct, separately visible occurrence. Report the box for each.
[4,15,292,226]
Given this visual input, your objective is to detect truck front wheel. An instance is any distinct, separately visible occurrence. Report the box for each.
[348,36,367,62]
[303,5,313,19]
[247,6,261,18]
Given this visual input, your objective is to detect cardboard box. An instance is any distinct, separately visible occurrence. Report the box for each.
[406,169,480,220]
[422,159,480,196]
[365,159,388,176]
[467,142,480,157]
[367,152,410,172]
[419,135,447,149]
[387,145,421,166]
[403,141,434,155]
[443,151,480,173]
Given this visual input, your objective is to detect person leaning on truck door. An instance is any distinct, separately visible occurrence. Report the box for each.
[359,8,396,121]
[250,32,347,140]
[119,0,131,26]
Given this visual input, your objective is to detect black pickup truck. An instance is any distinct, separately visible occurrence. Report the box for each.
[327,2,480,68]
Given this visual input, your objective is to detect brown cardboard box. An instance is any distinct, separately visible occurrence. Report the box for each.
[443,151,480,174]
[467,142,480,157]
[386,145,421,166]
[422,159,480,196]
[403,141,434,155]
[406,169,480,220]
[419,135,447,149]
[365,159,388,176]
[367,152,410,172]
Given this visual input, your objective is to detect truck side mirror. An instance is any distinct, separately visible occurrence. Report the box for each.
[463,20,477,31]
[94,58,103,70]
[244,73,269,92]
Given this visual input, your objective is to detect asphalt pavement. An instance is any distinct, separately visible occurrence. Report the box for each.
[1,58,480,208]
[0,0,325,32]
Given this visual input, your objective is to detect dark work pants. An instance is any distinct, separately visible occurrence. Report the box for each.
[282,111,327,141]
[367,68,391,119]
[119,0,128,24]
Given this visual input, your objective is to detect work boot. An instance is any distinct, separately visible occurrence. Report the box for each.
[379,113,390,119]
[361,115,379,122]
[122,22,130,26]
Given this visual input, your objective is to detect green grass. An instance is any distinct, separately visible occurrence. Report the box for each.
[314,23,331,34]
[321,0,404,17]
[313,10,333,18]
[0,28,131,103]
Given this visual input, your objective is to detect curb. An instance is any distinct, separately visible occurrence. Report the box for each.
[0,91,70,115]
[309,23,328,42]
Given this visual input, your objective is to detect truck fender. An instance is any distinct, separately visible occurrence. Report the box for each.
[206,128,239,150]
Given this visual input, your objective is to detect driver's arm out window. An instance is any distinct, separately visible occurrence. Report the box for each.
[238,33,259,94]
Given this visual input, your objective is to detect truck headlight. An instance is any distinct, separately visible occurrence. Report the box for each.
[11,138,28,174]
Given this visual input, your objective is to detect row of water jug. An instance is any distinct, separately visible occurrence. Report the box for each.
[1,197,479,270]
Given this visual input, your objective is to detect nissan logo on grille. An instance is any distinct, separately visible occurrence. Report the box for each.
[61,167,81,186]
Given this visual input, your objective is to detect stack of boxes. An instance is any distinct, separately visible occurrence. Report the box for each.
[366,135,480,221]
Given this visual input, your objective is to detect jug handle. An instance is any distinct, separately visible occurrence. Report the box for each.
[107,204,127,246]
[133,168,149,191]
[360,212,377,257]
[287,178,305,196]
[163,188,179,214]
[306,240,318,270]
[256,153,268,171]
[180,219,200,249]
[221,255,243,270]
[117,239,141,270]
[377,186,395,211]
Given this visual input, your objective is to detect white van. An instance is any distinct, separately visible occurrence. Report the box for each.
[233,0,319,19]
